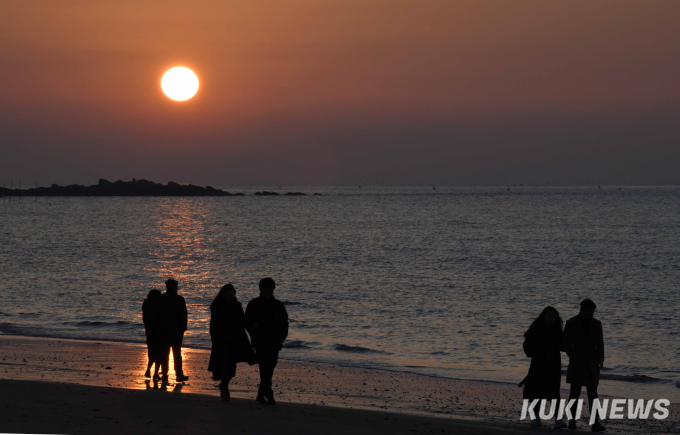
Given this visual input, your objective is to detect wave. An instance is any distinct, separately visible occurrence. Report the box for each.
[282,301,302,306]
[293,322,331,329]
[334,344,389,354]
[0,322,146,345]
[283,340,318,349]
[599,373,668,384]
[560,367,671,385]
[73,320,135,327]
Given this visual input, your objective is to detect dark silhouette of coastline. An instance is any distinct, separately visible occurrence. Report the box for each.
[0,179,319,197]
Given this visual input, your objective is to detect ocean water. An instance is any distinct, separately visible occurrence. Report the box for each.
[1,186,679,401]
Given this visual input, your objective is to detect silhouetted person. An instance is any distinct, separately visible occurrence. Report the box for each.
[245,277,289,404]
[564,299,605,432]
[522,306,566,429]
[208,284,257,401]
[159,279,189,383]
[142,289,164,381]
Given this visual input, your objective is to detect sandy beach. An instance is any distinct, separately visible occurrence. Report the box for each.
[1,378,535,435]
[1,335,677,434]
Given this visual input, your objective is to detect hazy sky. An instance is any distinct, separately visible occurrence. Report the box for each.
[1,1,679,185]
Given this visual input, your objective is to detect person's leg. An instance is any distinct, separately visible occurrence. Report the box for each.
[567,381,583,429]
[262,350,279,401]
[586,379,605,431]
[256,350,277,400]
[145,358,152,378]
[160,345,170,382]
[220,360,237,401]
[171,343,183,375]
[257,354,271,398]
[151,347,161,379]
[171,335,187,380]
[149,344,161,379]
[268,353,278,396]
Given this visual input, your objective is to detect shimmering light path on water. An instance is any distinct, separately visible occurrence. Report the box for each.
[1,186,679,400]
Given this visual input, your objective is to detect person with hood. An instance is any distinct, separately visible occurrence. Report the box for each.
[159,278,189,383]
[563,299,605,432]
[521,306,566,429]
[142,289,163,381]
[208,284,257,401]
[245,277,288,404]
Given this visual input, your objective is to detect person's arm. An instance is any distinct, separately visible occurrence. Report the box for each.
[597,321,605,367]
[280,304,289,342]
[522,330,541,358]
[557,329,566,352]
[244,301,255,335]
[180,297,188,334]
[209,306,216,339]
[563,321,574,358]
[235,302,246,328]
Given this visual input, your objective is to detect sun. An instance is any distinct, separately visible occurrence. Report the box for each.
[161,67,199,101]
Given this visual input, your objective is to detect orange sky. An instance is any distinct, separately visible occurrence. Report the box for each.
[1,1,679,185]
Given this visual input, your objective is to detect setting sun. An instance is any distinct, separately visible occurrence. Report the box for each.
[161,67,199,101]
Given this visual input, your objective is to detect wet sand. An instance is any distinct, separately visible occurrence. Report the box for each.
[1,378,540,435]
[0,335,677,434]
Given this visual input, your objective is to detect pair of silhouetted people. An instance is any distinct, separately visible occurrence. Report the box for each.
[208,277,289,404]
[521,299,605,432]
[142,279,189,383]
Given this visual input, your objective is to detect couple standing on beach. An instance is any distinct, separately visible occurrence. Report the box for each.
[208,277,289,404]
[522,298,606,432]
[142,279,190,383]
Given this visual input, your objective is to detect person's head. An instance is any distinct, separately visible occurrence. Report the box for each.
[165,279,178,294]
[259,277,276,299]
[525,306,563,337]
[147,289,162,301]
[212,284,236,307]
[579,298,596,320]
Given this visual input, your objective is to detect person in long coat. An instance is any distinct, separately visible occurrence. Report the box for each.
[245,277,289,405]
[563,298,605,432]
[142,289,163,381]
[521,306,565,429]
[208,284,257,401]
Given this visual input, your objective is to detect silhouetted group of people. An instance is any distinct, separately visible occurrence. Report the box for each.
[144,280,607,422]
[521,298,606,432]
[142,277,288,404]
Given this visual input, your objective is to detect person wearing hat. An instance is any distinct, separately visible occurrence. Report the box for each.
[159,278,189,383]
[563,298,605,432]
[245,277,289,404]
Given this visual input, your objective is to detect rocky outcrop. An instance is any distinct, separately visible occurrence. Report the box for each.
[0,179,325,197]
[0,179,242,196]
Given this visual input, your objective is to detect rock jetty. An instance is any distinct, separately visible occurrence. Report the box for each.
[0,179,322,197]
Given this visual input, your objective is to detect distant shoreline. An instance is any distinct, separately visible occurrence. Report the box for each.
[0,178,320,197]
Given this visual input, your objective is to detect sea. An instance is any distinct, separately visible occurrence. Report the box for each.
[1,185,678,401]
